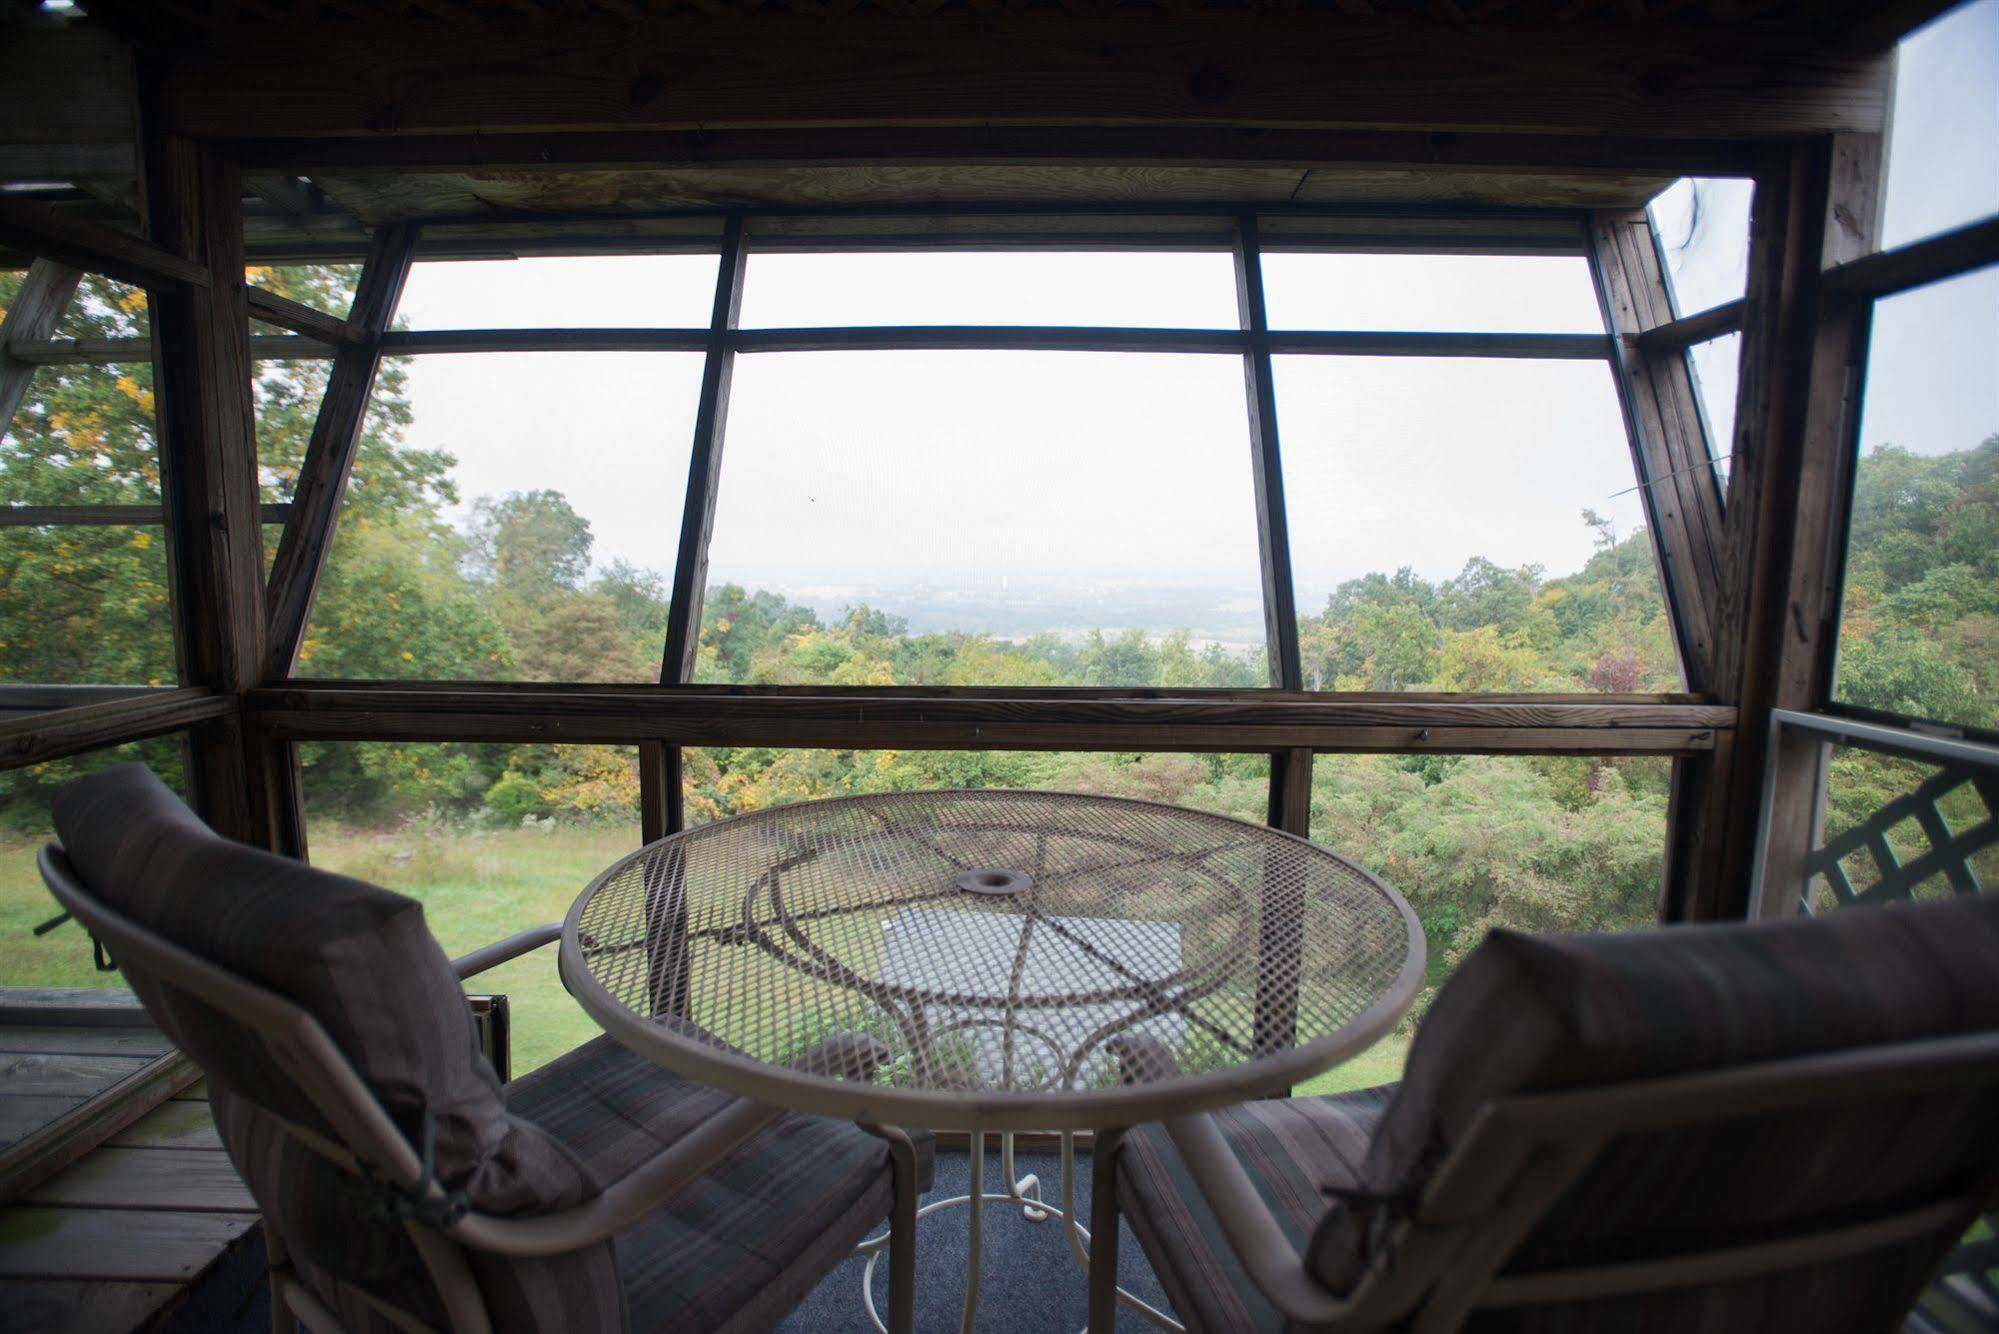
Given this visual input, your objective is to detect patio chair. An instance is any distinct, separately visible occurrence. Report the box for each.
[40,762,931,1334]
[1092,891,1999,1333]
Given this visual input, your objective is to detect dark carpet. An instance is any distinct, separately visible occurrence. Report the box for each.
[162,1147,1178,1333]
[776,1146,1174,1333]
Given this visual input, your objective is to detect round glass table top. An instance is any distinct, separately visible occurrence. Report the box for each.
[562,790,1424,1130]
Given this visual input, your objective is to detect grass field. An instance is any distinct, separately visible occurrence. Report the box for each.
[0,826,1412,1090]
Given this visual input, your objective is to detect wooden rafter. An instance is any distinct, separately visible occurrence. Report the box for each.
[0,195,208,292]
[1589,210,1728,691]
[0,259,82,444]
[262,223,417,682]
[657,216,747,688]
[245,284,365,346]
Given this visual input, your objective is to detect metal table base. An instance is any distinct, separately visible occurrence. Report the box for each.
[854,1130,1183,1334]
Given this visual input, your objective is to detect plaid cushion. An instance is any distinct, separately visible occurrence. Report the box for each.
[508,1034,935,1334]
[1305,892,1999,1329]
[52,764,600,1327]
[1116,1085,1392,1334]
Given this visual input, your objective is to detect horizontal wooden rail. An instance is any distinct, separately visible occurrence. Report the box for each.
[731,325,1245,354]
[360,328,1617,359]
[0,688,233,770]
[1632,298,1745,354]
[1820,214,1999,303]
[246,286,364,346]
[378,328,709,355]
[1265,330,1611,359]
[0,196,210,293]
[1,503,292,527]
[7,336,326,365]
[249,683,1730,754]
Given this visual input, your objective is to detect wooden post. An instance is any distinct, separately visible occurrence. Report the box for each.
[0,259,83,442]
[140,89,269,845]
[1746,132,1884,918]
[1682,134,1882,921]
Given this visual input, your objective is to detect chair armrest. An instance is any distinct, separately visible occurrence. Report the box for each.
[452,923,563,981]
[1161,1111,1352,1326]
[447,1094,784,1256]
[440,1027,892,1256]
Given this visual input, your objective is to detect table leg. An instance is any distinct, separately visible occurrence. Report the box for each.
[962,1128,985,1334]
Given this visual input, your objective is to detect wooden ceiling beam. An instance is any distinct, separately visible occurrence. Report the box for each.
[235,126,1763,178]
[153,13,1892,143]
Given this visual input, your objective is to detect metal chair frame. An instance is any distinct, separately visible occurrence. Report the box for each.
[1089,1029,1999,1332]
[39,845,924,1334]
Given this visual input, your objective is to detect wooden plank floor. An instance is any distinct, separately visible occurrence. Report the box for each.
[0,1047,256,1334]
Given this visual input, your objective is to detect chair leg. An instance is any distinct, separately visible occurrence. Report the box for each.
[883,1127,921,1334]
[1089,1128,1126,1334]
[264,1219,299,1334]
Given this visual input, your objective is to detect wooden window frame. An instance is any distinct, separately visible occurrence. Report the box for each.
[3,192,1740,912]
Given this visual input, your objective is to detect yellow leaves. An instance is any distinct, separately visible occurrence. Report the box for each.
[113,375,155,413]
[128,529,153,550]
[117,288,149,316]
[400,650,415,662]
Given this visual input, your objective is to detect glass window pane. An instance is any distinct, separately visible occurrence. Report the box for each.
[54,273,149,338]
[1294,753,1668,1094]
[2,361,160,503]
[696,351,1268,686]
[1275,357,1681,692]
[1259,253,1604,333]
[686,747,1269,827]
[0,523,178,684]
[1,742,187,989]
[1647,177,1755,317]
[1834,267,1999,730]
[737,251,1240,329]
[301,741,639,1075]
[301,351,702,681]
[254,354,330,504]
[247,263,362,318]
[394,255,720,329]
[1688,331,1742,493]
[1882,0,1999,250]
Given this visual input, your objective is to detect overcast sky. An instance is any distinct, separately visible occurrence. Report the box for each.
[382,0,1996,633]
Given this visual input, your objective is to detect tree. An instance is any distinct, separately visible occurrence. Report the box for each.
[469,489,593,603]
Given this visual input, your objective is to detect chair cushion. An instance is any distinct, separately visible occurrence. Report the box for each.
[1307,891,1999,1296]
[52,764,598,1322]
[1116,1084,1392,1334]
[507,1034,935,1334]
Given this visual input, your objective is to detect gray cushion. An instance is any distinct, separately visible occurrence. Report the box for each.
[52,764,603,1328]
[1305,892,1999,1321]
[1115,1085,1392,1334]
[508,1033,936,1334]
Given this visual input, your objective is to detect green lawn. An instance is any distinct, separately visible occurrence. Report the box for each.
[2,825,1417,1090]
[1,826,631,1075]
[1294,1033,1410,1098]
